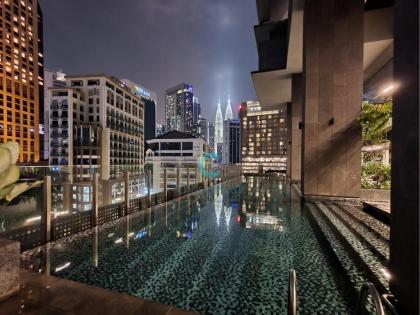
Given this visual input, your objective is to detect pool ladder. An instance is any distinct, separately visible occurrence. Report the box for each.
[287,270,399,315]
[355,282,399,315]
[288,269,297,315]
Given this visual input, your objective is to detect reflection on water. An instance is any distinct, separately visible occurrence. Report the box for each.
[22,176,351,314]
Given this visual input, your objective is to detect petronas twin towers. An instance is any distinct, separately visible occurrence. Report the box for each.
[214,96,233,155]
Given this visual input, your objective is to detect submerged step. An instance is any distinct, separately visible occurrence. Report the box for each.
[305,203,366,292]
[314,202,389,292]
[335,203,390,242]
[326,203,389,263]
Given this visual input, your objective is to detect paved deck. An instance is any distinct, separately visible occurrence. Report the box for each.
[0,271,199,315]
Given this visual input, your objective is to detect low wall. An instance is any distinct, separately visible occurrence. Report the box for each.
[361,189,390,202]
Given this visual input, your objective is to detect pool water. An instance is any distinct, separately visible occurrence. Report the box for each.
[23,176,353,314]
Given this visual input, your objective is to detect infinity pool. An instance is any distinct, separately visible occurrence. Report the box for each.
[23,176,352,314]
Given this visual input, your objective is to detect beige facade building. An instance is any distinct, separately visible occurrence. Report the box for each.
[0,0,44,162]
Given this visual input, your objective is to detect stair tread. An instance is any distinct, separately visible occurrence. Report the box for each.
[327,203,389,262]
[345,204,390,240]
[306,203,366,291]
[315,202,389,291]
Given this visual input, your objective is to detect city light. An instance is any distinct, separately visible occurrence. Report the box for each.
[55,262,71,272]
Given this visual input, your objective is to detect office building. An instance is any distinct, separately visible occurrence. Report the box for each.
[239,101,287,174]
[208,122,215,151]
[165,83,193,134]
[197,117,208,143]
[121,79,157,141]
[0,0,44,163]
[223,119,240,164]
[156,122,166,137]
[43,69,66,160]
[145,130,207,192]
[192,96,201,136]
[48,74,144,180]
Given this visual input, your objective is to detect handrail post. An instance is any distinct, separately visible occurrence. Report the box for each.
[186,167,190,193]
[43,175,52,243]
[124,171,129,215]
[355,282,385,315]
[288,269,297,315]
[92,173,99,226]
[147,169,152,207]
[176,166,180,196]
[163,168,168,202]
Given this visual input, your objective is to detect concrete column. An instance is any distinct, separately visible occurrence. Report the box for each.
[291,74,303,183]
[42,176,52,243]
[301,0,363,198]
[389,0,419,313]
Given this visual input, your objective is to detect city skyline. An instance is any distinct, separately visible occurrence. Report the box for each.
[38,0,258,123]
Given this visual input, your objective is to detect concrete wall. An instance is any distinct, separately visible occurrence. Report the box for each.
[301,0,364,198]
[360,189,390,202]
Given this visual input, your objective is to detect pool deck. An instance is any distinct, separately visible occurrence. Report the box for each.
[0,270,199,315]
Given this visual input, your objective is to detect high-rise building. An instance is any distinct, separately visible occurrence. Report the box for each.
[121,79,157,141]
[225,96,233,120]
[165,83,193,134]
[208,122,215,151]
[239,101,287,174]
[214,100,223,156]
[223,119,240,164]
[43,69,66,160]
[0,0,44,163]
[192,96,201,136]
[197,117,208,143]
[48,74,144,180]
[156,122,166,137]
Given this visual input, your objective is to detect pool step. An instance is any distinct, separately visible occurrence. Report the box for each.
[305,203,365,303]
[312,202,389,293]
[338,203,389,242]
[325,203,389,263]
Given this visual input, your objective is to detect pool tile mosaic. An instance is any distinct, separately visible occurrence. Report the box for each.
[21,176,387,314]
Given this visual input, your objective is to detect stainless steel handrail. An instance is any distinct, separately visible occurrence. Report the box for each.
[355,282,385,315]
[288,269,297,315]
[381,294,399,315]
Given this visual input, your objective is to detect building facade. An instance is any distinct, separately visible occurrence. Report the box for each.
[239,101,287,174]
[192,96,201,136]
[43,69,66,160]
[156,122,165,137]
[121,79,156,141]
[0,0,44,163]
[208,122,215,151]
[197,117,208,143]
[165,83,193,134]
[145,130,207,192]
[223,118,240,164]
[48,74,144,181]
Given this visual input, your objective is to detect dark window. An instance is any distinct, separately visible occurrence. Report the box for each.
[182,142,193,150]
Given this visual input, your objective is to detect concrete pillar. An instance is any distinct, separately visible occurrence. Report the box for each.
[291,74,303,183]
[301,0,363,198]
[389,0,419,313]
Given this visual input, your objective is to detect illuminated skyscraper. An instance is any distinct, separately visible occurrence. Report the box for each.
[214,100,223,155]
[165,83,193,134]
[224,95,233,120]
[0,0,44,163]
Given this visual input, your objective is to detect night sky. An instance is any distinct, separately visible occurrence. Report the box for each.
[39,0,258,123]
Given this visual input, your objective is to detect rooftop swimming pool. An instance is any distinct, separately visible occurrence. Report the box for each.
[22,176,362,314]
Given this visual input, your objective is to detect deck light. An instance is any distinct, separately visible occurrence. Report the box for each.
[55,262,71,272]
[381,268,391,280]
[114,238,123,244]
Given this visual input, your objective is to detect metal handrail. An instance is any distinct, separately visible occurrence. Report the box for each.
[381,294,399,315]
[288,269,297,315]
[355,282,385,315]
